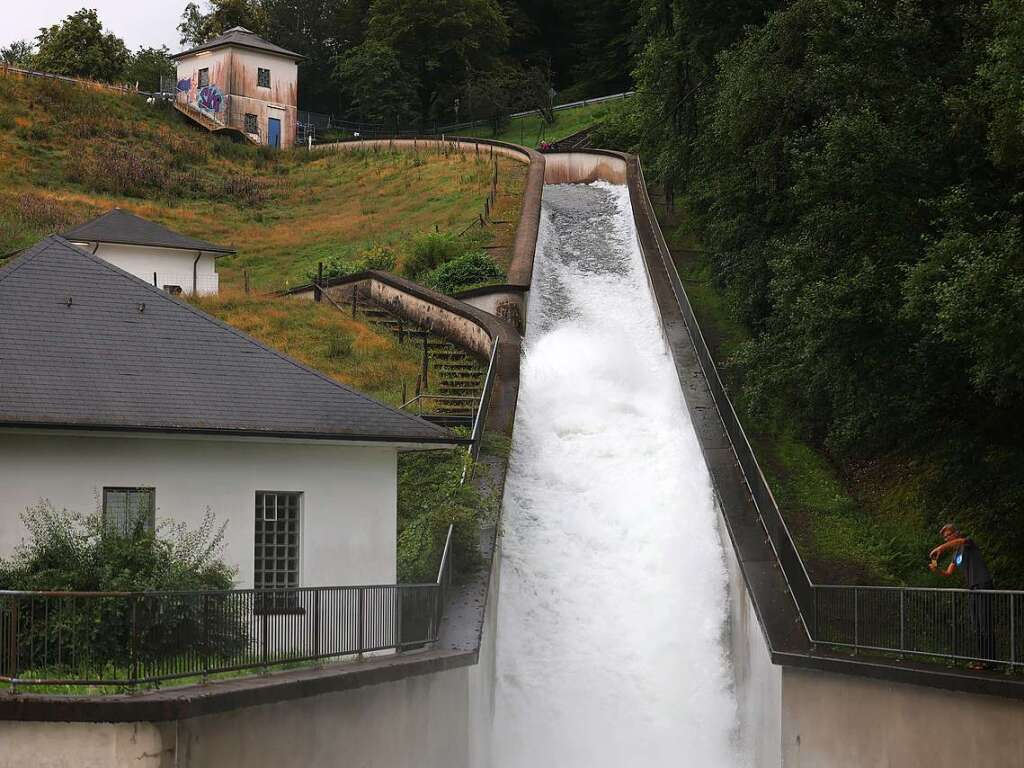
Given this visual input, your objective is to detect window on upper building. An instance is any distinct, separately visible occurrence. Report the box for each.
[103,487,155,536]
[244,113,258,134]
[257,68,270,88]
[198,68,209,88]
[255,491,301,610]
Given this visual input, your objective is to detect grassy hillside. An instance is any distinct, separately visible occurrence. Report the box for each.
[0,72,526,404]
[463,99,626,146]
[0,73,527,292]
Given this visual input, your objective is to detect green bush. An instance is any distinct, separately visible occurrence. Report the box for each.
[0,502,244,676]
[425,251,504,294]
[401,232,467,279]
[397,449,482,583]
[307,244,397,282]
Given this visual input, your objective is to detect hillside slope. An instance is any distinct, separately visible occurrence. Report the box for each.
[0,73,525,404]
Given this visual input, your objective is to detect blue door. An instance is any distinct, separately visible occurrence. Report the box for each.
[267,117,281,148]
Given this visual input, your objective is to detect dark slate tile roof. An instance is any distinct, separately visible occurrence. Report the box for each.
[62,209,236,255]
[0,237,454,444]
[172,27,304,61]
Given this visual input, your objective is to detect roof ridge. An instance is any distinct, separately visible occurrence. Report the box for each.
[45,236,447,436]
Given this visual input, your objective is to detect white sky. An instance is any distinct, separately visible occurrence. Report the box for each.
[3,1,187,52]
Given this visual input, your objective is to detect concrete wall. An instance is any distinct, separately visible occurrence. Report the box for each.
[0,431,397,588]
[0,667,471,768]
[781,666,1024,767]
[69,242,220,295]
[542,152,627,185]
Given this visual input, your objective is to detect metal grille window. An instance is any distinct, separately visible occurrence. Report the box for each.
[255,492,301,609]
[257,68,270,88]
[198,68,209,88]
[244,113,258,134]
[103,487,155,536]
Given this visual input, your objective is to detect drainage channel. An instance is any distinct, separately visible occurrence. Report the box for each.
[488,181,748,767]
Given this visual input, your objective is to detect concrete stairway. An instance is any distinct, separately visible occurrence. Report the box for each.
[173,101,259,145]
[349,294,487,427]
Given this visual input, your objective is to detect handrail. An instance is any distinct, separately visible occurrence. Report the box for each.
[469,340,501,461]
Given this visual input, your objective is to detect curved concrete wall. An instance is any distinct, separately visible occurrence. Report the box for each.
[316,137,545,332]
[542,151,627,185]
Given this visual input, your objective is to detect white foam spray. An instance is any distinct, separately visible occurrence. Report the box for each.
[489,182,746,767]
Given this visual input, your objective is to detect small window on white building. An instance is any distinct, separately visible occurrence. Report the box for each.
[244,113,258,134]
[198,68,209,88]
[255,492,301,609]
[257,68,270,88]
[103,487,155,536]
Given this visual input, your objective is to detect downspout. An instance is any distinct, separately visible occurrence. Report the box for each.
[90,243,99,254]
[192,251,201,296]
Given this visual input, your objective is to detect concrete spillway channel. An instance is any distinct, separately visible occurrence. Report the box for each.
[486,179,749,766]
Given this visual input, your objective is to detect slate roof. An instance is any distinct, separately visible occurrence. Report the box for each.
[0,237,456,445]
[62,209,236,255]
[172,27,304,61]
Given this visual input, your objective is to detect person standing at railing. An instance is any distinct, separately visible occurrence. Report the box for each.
[929,523,994,669]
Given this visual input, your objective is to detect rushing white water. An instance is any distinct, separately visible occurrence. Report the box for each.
[489,182,746,767]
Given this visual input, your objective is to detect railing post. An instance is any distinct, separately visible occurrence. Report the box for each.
[202,593,211,684]
[395,587,403,653]
[261,602,269,674]
[7,597,18,693]
[899,590,906,660]
[357,587,364,657]
[130,595,140,688]
[1012,595,1016,669]
[313,589,321,662]
[853,589,859,656]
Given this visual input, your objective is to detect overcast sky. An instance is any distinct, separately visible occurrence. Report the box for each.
[4,1,186,52]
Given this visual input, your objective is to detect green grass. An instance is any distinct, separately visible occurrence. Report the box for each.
[463,100,627,146]
[664,207,943,587]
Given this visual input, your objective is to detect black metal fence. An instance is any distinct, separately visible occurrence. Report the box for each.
[635,156,1024,669]
[0,583,443,689]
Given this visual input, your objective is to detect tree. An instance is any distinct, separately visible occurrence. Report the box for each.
[125,46,175,92]
[33,8,130,82]
[264,0,371,113]
[178,0,267,46]
[1,40,35,68]
[363,0,510,122]
[333,40,418,126]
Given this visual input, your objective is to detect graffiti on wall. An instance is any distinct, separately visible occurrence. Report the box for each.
[197,85,224,114]
[176,78,191,93]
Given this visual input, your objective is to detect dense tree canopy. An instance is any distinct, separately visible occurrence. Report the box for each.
[34,9,131,82]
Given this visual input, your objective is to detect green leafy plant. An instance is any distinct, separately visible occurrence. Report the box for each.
[424,250,504,294]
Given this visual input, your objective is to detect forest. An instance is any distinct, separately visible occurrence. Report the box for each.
[598,0,1024,583]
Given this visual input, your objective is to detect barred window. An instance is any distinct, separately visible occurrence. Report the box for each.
[255,492,301,599]
[244,113,258,134]
[257,68,270,88]
[103,487,155,536]
[198,68,209,88]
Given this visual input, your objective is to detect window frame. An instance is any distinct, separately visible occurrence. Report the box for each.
[257,67,270,88]
[254,491,303,614]
[244,113,258,135]
[197,68,209,88]
[102,487,156,536]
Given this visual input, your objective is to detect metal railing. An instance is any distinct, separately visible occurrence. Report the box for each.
[435,525,455,635]
[469,340,500,462]
[636,156,1023,668]
[0,583,442,690]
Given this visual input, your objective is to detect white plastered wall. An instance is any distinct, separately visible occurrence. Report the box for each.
[70,242,220,295]
[0,432,398,587]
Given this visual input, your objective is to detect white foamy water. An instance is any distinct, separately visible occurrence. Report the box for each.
[489,182,745,767]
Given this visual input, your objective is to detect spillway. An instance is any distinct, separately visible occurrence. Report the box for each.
[489,182,747,767]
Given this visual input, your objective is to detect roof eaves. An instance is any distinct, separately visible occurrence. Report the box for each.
[41,236,452,443]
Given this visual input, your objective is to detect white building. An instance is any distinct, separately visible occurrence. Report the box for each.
[0,236,460,588]
[172,27,302,148]
[63,208,233,296]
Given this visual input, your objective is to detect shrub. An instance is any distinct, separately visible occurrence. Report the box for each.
[425,251,504,295]
[0,502,244,675]
[15,123,52,142]
[16,193,76,231]
[400,232,467,279]
[66,142,169,197]
[397,449,482,583]
[307,244,397,282]
[325,329,354,358]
